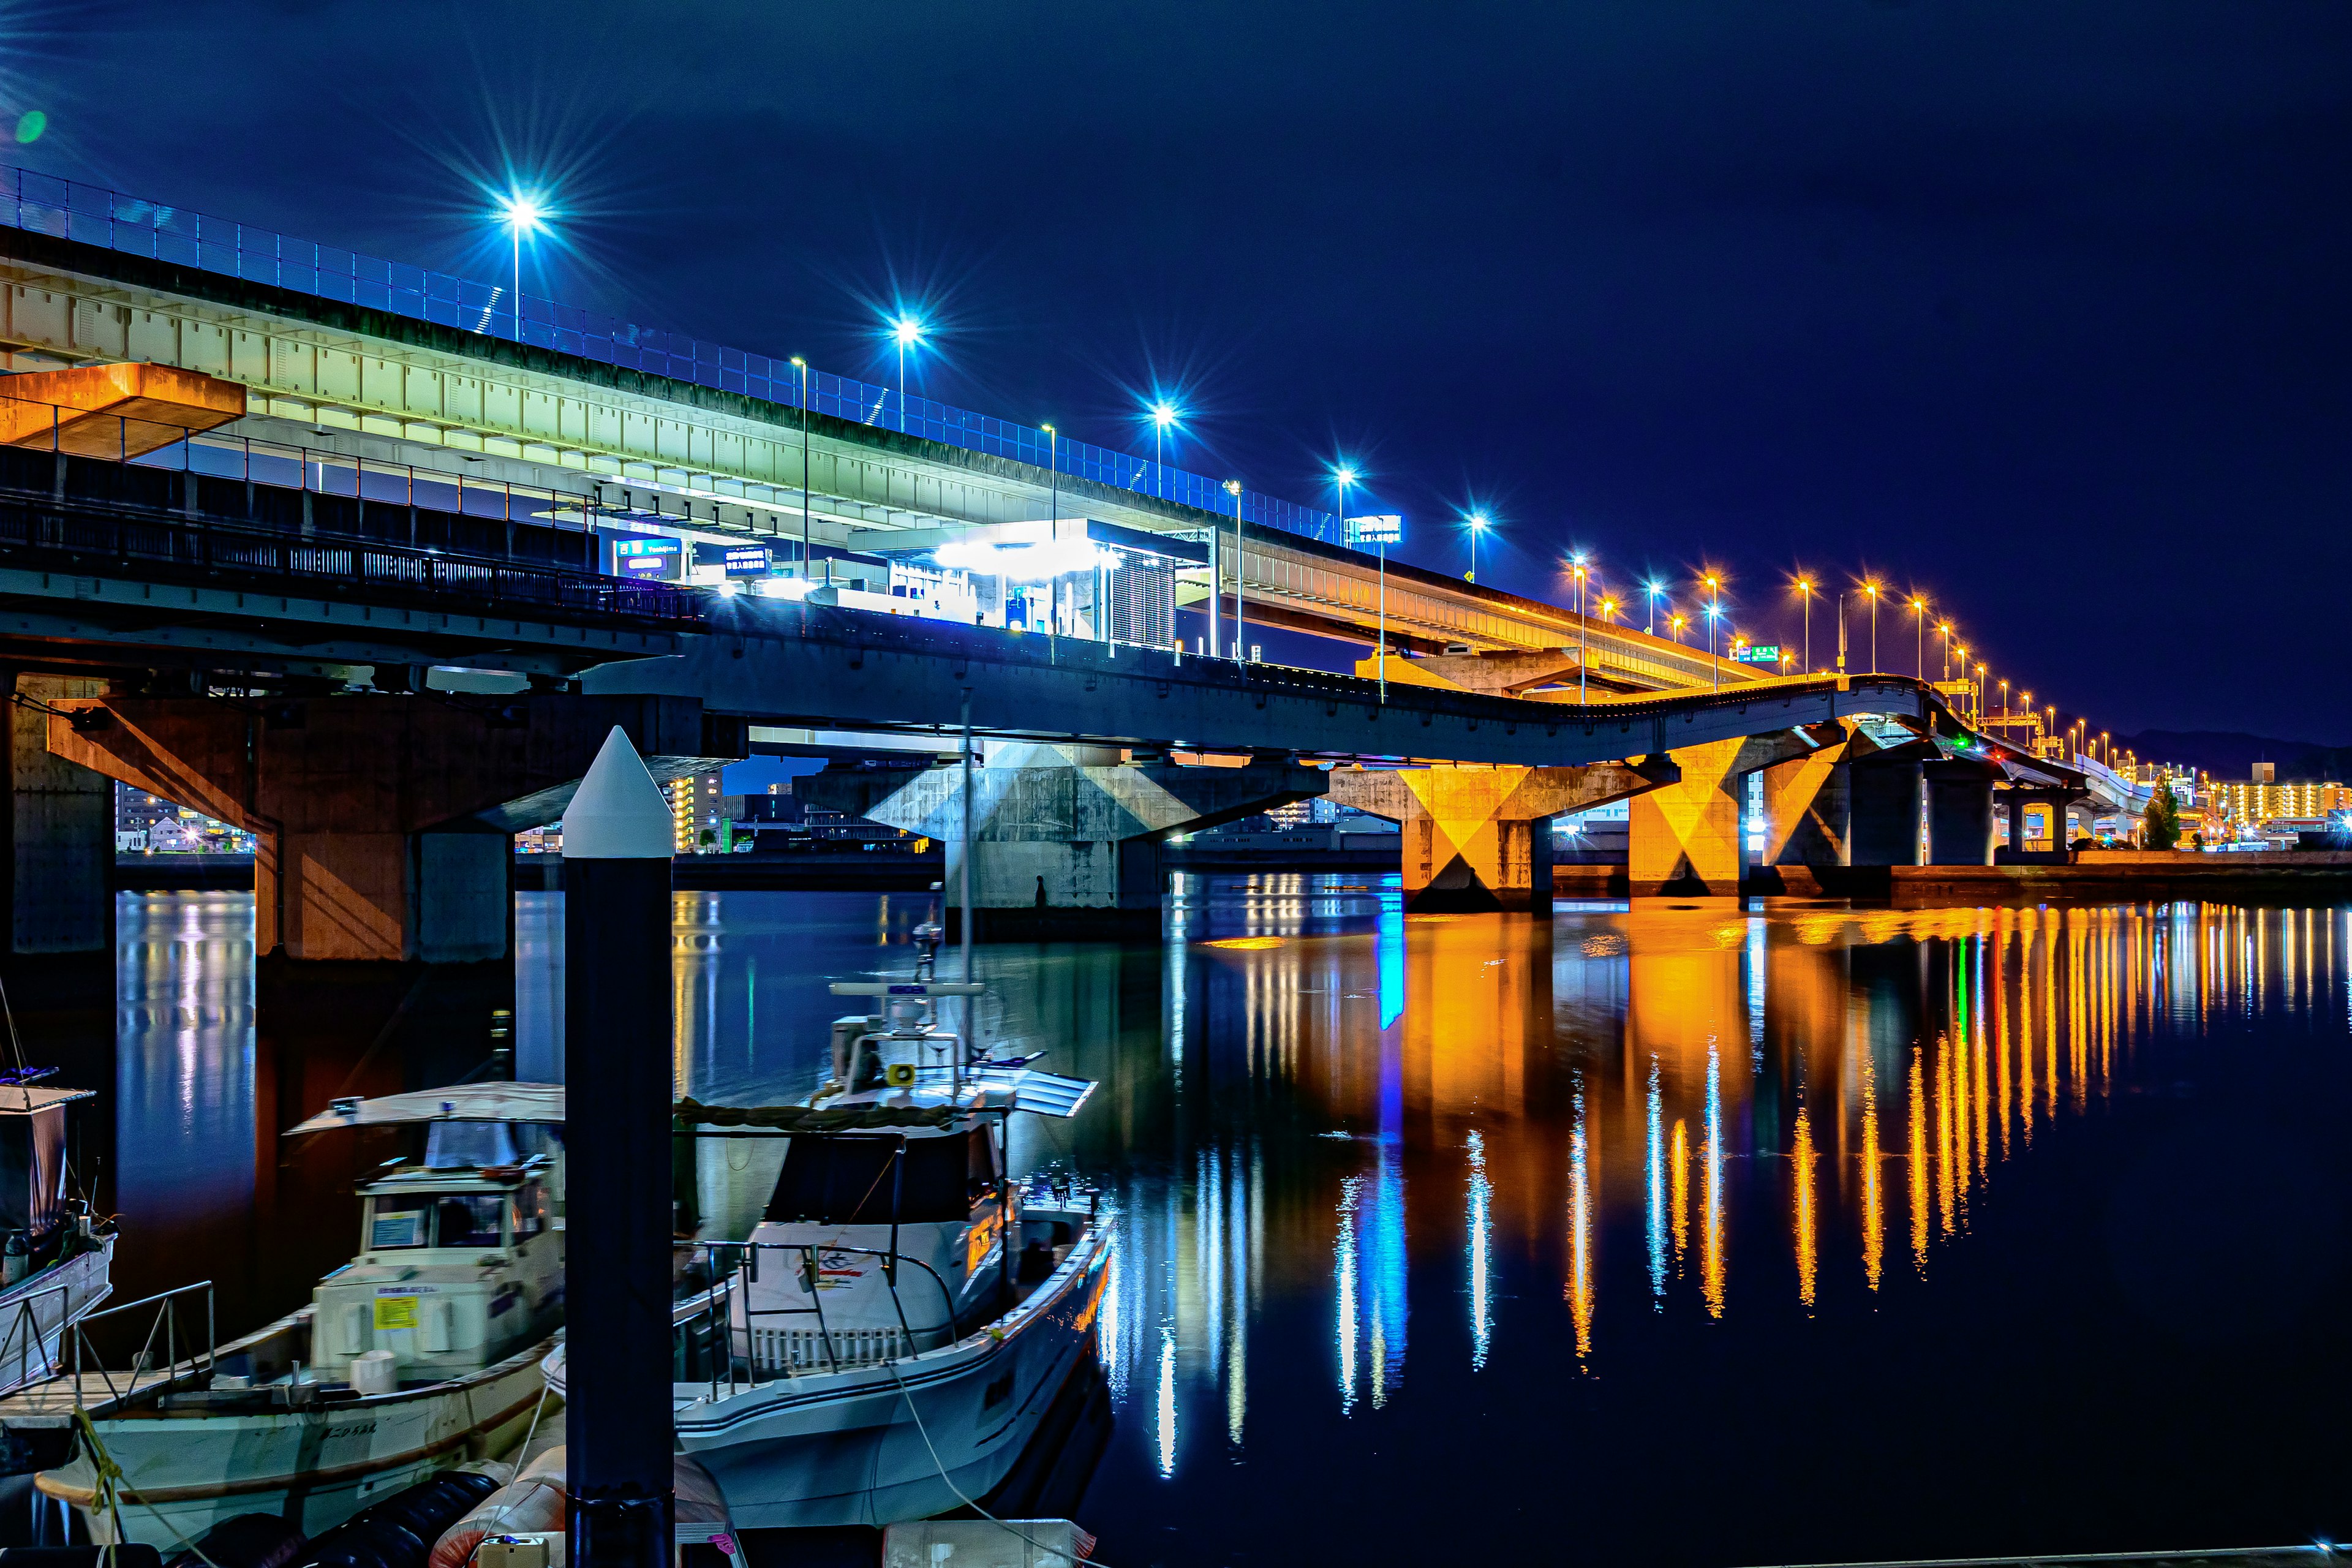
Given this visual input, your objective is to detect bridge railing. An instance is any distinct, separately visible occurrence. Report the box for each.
[0,162,1343,545]
[0,463,705,627]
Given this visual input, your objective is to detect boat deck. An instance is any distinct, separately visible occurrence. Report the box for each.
[0,1370,173,1426]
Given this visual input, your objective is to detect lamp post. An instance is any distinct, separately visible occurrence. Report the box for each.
[1224,479,1245,663]
[496,194,543,345]
[1701,573,1722,689]
[1999,678,2010,718]
[1042,424,1059,639]
[1862,581,1880,673]
[1939,622,1953,682]
[892,315,924,434]
[1335,466,1355,549]
[1909,595,1928,679]
[1647,579,1665,638]
[1973,662,1986,723]
[1593,595,1618,704]
[790,357,810,579]
[1795,577,1814,673]
[1570,552,1588,704]
[1151,401,1179,499]
[1467,512,1488,582]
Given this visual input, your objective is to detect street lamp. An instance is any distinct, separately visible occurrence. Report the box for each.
[1794,576,1814,673]
[1973,662,1985,723]
[1938,622,1953,681]
[1150,401,1181,499]
[1646,579,1665,638]
[1224,479,1246,663]
[1861,581,1880,673]
[1466,512,1490,582]
[494,193,544,344]
[1999,678,2010,718]
[1042,424,1060,636]
[1909,595,1928,680]
[1591,595,1618,706]
[1670,612,1686,644]
[1335,465,1356,540]
[1570,552,1589,703]
[1705,599,1724,690]
[891,314,925,433]
[790,356,810,576]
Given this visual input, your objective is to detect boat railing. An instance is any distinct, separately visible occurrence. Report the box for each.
[66,1280,215,1407]
[0,1281,74,1390]
[674,1240,958,1403]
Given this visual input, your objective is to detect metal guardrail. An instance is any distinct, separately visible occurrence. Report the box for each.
[676,1239,959,1405]
[0,1281,73,1392]
[66,1280,214,1408]
[0,472,706,628]
[0,162,1343,544]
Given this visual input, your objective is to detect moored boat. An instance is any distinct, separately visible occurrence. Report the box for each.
[36,1082,565,1546]
[545,928,1112,1528]
[0,1081,114,1399]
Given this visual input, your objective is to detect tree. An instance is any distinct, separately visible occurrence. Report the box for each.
[2142,782,2180,850]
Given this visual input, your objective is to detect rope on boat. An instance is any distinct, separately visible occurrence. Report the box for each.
[459,1382,554,1568]
[70,1408,225,1568]
[884,1363,1109,1568]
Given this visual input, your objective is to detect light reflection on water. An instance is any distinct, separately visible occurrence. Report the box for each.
[100,885,2352,1565]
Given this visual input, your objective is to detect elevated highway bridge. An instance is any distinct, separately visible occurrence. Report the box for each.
[0,162,2088,962]
[0,161,1751,693]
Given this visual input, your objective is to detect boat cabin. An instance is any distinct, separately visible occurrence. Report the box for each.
[287,1085,567,1388]
[0,1085,97,1284]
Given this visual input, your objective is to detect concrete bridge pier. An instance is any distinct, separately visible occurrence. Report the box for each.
[1923,760,1997,866]
[1626,733,1841,896]
[1330,761,1667,913]
[45,690,734,1096]
[802,744,1328,938]
[2,675,114,962]
[1849,757,1926,869]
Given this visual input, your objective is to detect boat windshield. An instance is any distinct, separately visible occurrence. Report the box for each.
[766,1131,996,1225]
[368,1193,508,1250]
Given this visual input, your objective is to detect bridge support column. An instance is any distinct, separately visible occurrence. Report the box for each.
[3,676,113,957]
[1923,762,1996,866]
[47,693,728,962]
[1752,737,1853,894]
[1328,762,1660,914]
[1849,761,1924,867]
[1625,734,1839,897]
[1999,791,2072,862]
[804,744,1327,938]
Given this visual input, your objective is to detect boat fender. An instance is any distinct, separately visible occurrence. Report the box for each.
[160,1513,307,1568]
[288,1469,499,1568]
[1,1232,26,1287]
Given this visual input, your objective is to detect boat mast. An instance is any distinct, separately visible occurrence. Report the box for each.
[958,693,974,1099]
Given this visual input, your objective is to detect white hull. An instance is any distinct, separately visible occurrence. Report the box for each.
[549,1222,1110,1529]
[0,1238,111,1396]
[37,1327,549,1548]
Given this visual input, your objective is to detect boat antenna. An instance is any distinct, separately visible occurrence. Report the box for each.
[0,974,30,1111]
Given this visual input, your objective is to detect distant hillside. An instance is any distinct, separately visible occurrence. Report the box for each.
[2114,729,2352,782]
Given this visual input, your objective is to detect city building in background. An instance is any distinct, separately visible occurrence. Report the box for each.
[114,783,254,854]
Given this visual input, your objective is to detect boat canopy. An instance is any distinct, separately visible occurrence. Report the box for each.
[287,1082,566,1136]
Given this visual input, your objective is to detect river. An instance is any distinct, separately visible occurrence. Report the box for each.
[94,883,2352,1566]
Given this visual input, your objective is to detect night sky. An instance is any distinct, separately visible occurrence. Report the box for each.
[11,2,2348,743]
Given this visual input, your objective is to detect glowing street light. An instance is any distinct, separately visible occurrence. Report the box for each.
[1704,597,1724,690]
[494,192,545,344]
[1669,611,1686,644]
[1646,579,1665,638]
[1938,620,1954,681]
[1466,512,1490,583]
[891,314,925,433]
[1793,576,1815,673]
[1335,463,1386,699]
[1909,595,1929,680]
[1224,478,1246,663]
[790,356,811,574]
[1569,552,1591,703]
[1150,400,1182,499]
[1861,581,1881,673]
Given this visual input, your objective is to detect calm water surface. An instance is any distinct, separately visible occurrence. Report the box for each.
[100,885,2352,1567]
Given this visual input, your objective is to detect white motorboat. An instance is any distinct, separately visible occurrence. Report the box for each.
[0,1082,115,1396]
[545,931,1111,1528]
[37,1082,566,1547]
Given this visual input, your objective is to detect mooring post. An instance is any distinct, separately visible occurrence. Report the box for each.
[561,726,676,1568]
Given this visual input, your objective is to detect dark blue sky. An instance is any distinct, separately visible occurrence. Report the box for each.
[13,1,2348,742]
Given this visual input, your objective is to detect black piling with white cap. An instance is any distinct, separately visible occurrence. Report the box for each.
[560,726,676,1568]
